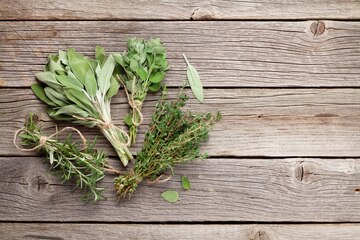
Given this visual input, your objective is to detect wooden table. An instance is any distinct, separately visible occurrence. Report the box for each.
[1,1,360,239]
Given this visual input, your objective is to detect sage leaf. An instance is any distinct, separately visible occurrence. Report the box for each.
[55,104,89,118]
[161,190,179,203]
[44,86,69,103]
[98,54,116,95]
[95,46,106,66]
[36,72,62,91]
[58,50,68,65]
[85,69,97,97]
[56,75,83,91]
[44,87,67,107]
[31,84,56,107]
[64,88,95,115]
[181,176,191,190]
[183,54,203,103]
[67,48,91,85]
[106,76,120,99]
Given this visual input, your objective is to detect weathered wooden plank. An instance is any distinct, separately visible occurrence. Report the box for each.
[1,223,360,240]
[1,0,359,20]
[1,21,360,87]
[1,156,360,222]
[3,88,360,157]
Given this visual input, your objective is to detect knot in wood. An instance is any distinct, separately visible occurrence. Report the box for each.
[294,161,317,184]
[251,230,272,240]
[310,21,326,37]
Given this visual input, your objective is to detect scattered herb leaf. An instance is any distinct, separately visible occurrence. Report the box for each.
[161,190,179,203]
[181,176,191,190]
[183,54,204,103]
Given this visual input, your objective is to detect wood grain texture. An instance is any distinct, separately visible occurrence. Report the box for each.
[1,223,360,240]
[3,88,360,157]
[1,156,360,222]
[0,0,359,20]
[1,21,360,87]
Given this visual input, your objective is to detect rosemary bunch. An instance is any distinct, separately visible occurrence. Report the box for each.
[31,47,133,166]
[113,38,169,145]
[114,89,221,198]
[15,114,107,202]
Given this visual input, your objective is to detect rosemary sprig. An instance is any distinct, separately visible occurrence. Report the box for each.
[31,47,133,166]
[113,38,169,145]
[114,89,221,198]
[15,114,108,202]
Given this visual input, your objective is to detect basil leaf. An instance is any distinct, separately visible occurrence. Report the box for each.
[98,54,116,95]
[161,190,179,203]
[31,84,56,106]
[95,46,106,67]
[183,54,204,103]
[85,69,97,97]
[181,176,191,190]
[67,48,91,85]
[149,71,164,83]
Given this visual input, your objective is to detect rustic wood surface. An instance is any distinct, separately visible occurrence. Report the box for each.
[3,88,360,157]
[1,223,360,240]
[1,157,360,222]
[1,0,360,239]
[1,21,360,87]
[1,0,360,20]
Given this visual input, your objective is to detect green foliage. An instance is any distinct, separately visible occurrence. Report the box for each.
[114,89,221,199]
[181,176,191,190]
[18,114,106,202]
[113,38,169,145]
[183,54,203,103]
[32,47,133,166]
[161,190,179,203]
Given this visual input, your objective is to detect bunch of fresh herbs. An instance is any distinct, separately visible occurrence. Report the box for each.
[113,38,169,144]
[114,89,221,198]
[15,114,107,202]
[31,47,133,166]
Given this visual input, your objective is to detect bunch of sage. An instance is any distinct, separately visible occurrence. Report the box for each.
[114,89,221,198]
[31,47,133,166]
[113,38,169,144]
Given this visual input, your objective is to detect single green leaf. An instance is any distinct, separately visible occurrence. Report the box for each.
[36,72,62,91]
[98,54,116,95]
[55,104,89,118]
[64,88,95,116]
[67,48,91,85]
[161,190,179,203]
[106,76,120,99]
[47,55,65,73]
[31,84,56,106]
[95,46,106,66]
[44,87,67,107]
[181,176,191,190]
[183,54,203,103]
[85,69,97,97]
[149,82,161,92]
[124,113,133,126]
[44,86,69,103]
[47,109,73,121]
[149,71,164,83]
[56,75,83,91]
[136,67,147,81]
[58,50,68,65]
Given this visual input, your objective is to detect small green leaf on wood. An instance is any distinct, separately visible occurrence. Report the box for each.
[161,190,179,203]
[181,176,191,190]
[183,54,204,103]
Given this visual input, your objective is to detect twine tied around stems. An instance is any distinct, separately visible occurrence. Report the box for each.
[116,75,144,127]
[13,126,87,152]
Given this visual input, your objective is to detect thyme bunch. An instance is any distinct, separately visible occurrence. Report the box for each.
[114,89,221,198]
[15,114,108,202]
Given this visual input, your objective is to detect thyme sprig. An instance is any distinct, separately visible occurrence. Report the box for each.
[114,89,221,198]
[14,114,108,202]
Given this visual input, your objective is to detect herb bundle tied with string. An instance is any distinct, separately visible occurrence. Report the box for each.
[31,46,133,166]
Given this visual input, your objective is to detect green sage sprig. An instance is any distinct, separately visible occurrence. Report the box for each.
[113,38,169,145]
[31,47,133,166]
[14,114,107,202]
[114,89,221,198]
